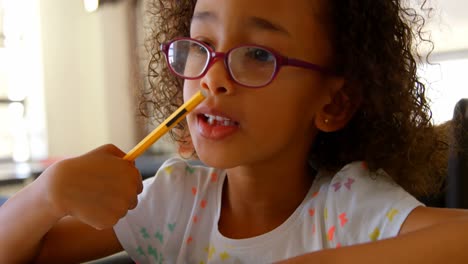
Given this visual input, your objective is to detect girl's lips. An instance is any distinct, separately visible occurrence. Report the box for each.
[197,114,239,140]
[194,107,240,140]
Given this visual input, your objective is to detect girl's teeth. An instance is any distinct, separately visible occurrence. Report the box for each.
[204,114,236,126]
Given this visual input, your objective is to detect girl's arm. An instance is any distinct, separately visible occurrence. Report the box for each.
[0,144,142,263]
[35,217,123,263]
[0,183,122,263]
[280,207,468,264]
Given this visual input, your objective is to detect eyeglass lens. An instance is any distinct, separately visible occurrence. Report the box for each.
[167,39,277,87]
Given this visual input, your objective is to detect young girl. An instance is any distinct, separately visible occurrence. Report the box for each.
[1,0,467,263]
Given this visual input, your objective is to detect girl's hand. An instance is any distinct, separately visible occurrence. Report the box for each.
[38,144,143,230]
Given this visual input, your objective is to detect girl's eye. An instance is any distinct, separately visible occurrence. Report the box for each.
[189,42,207,54]
[245,48,274,62]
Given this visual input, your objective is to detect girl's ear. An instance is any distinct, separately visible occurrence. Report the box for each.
[315,80,361,132]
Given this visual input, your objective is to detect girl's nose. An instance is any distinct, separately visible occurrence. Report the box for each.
[199,56,235,96]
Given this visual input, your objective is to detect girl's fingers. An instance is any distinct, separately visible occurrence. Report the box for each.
[101,144,126,157]
[136,175,144,194]
[129,195,138,210]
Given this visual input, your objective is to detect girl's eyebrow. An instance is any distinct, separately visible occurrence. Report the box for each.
[192,11,291,37]
[192,11,217,23]
[247,16,291,37]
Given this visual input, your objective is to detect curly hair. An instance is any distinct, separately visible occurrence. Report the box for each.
[140,0,448,197]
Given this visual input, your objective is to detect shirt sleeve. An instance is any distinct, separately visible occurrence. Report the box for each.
[323,162,424,247]
[113,157,190,263]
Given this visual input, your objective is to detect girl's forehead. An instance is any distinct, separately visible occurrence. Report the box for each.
[192,0,328,39]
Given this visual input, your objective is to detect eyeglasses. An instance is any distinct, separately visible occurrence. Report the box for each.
[160,37,334,88]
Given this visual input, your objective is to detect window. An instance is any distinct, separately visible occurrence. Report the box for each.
[0,0,44,162]
[419,53,468,124]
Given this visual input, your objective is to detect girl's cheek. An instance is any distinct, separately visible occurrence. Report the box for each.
[183,81,199,102]
[182,82,189,102]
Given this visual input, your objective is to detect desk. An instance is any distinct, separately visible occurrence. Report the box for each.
[0,161,46,185]
[0,161,47,200]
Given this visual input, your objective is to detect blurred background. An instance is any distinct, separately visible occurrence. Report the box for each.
[0,0,467,195]
[0,0,157,163]
[0,0,171,196]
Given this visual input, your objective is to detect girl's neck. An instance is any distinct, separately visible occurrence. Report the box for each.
[218,158,315,239]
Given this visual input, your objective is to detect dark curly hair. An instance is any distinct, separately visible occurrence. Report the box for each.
[140,0,448,197]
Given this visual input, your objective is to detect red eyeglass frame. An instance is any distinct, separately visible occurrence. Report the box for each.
[161,37,335,88]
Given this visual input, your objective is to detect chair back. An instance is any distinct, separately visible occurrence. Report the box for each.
[446,98,468,208]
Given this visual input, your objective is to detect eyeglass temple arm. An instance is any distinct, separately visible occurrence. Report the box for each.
[285,57,334,75]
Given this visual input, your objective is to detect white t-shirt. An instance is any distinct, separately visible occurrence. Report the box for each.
[114,158,422,264]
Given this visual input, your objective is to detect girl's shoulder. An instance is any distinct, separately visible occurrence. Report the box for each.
[310,161,423,245]
[316,161,398,191]
[313,161,411,211]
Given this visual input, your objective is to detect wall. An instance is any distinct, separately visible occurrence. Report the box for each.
[39,0,137,157]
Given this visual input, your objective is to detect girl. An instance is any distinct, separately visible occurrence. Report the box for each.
[1,0,467,263]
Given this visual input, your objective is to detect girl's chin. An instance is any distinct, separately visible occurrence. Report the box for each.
[194,147,240,170]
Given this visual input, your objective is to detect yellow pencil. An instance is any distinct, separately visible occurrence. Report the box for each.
[124,90,206,161]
